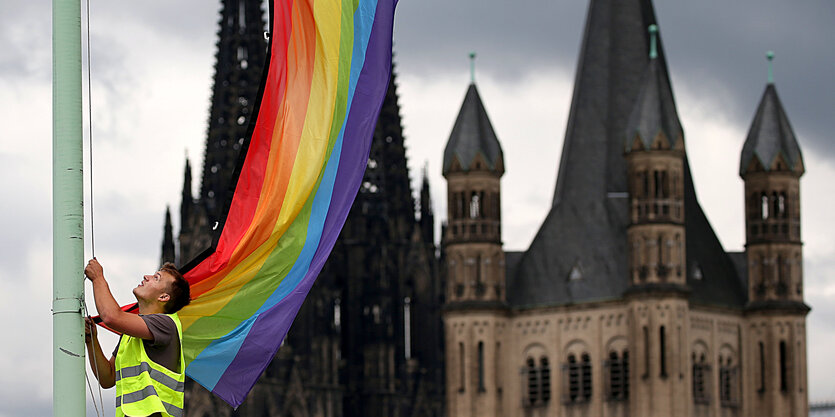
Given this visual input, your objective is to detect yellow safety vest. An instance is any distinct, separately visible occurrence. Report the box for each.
[114,313,185,417]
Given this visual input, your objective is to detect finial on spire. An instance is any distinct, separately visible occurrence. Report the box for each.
[648,24,658,59]
[469,52,476,83]
[766,51,775,84]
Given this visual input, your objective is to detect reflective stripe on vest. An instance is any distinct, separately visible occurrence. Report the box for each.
[115,385,184,417]
[114,313,185,417]
[115,362,186,392]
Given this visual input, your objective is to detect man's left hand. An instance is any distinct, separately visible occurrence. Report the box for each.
[85,258,104,282]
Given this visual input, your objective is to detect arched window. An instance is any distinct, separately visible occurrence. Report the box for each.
[761,192,769,220]
[608,351,626,400]
[780,341,788,392]
[659,326,667,377]
[567,354,579,402]
[459,342,465,392]
[541,357,551,402]
[495,343,502,392]
[469,192,481,219]
[692,353,709,404]
[778,192,787,218]
[719,355,738,407]
[643,326,650,377]
[527,357,539,405]
[478,342,485,392]
[581,354,592,401]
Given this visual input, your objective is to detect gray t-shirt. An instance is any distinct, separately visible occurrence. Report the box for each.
[113,314,181,372]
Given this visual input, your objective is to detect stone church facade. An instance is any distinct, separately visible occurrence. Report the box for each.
[441,1,809,417]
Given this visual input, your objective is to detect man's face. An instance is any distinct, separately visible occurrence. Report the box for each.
[133,269,175,305]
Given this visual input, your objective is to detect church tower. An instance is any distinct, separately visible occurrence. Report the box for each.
[178,0,267,264]
[623,24,690,416]
[442,56,507,416]
[740,53,808,417]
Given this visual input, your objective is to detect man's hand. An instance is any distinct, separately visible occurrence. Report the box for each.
[85,258,104,282]
[84,316,97,344]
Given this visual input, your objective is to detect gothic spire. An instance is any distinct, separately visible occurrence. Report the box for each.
[625,24,683,153]
[740,54,804,176]
[442,83,504,176]
[180,157,194,234]
[161,206,175,265]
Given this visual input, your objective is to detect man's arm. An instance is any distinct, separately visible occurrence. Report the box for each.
[85,258,153,340]
[84,316,116,388]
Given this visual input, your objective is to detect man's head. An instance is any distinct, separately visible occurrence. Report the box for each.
[134,263,191,314]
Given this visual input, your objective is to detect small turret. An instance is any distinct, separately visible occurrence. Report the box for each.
[740,52,805,304]
[442,53,505,303]
[741,53,808,417]
[624,24,686,287]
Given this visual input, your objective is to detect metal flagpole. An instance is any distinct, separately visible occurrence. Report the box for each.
[53,0,86,415]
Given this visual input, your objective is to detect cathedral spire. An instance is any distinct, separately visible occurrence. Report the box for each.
[161,206,175,265]
[199,0,267,223]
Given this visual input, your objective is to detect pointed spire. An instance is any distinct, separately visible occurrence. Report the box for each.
[766,50,775,84]
[420,163,433,215]
[180,158,194,235]
[624,25,683,153]
[469,52,476,84]
[442,83,504,176]
[419,164,434,245]
[161,206,175,265]
[739,74,804,176]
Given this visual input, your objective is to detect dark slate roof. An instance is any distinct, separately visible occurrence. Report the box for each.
[624,59,683,152]
[682,158,747,308]
[507,0,746,309]
[727,251,749,293]
[740,84,804,176]
[442,84,504,175]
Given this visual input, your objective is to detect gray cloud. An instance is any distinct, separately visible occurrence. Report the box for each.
[392,0,834,157]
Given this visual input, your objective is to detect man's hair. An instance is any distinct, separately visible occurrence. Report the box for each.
[160,263,191,314]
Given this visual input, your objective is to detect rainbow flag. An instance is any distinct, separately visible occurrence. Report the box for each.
[175,0,396,407]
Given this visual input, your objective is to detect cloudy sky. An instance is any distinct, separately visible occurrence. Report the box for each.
[1,0,833,415]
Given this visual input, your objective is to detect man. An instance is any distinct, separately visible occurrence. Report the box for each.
[84,258,191,417]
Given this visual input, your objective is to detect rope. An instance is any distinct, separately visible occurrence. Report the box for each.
[81,299,105,417]
[84,0,104,415]
[85,0,96,258]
